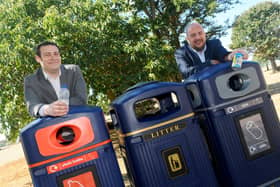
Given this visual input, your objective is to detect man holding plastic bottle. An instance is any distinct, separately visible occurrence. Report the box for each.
[24,41,87,117]
[175,22,248,79]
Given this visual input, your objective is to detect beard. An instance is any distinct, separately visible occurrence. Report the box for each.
[191,39,206,52]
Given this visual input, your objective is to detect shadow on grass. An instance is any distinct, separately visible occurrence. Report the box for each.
[23,182,33,187]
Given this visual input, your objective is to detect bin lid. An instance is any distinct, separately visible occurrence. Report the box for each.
[112,82,183,105]
[185,61,259,82]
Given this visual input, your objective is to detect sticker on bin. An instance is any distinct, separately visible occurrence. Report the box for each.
[57,165,101,187]
[47,151,99,174]
[162,146,188,178]
[62,172,96,187]
[235,110,272,159]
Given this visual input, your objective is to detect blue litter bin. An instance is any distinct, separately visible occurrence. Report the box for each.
[110,82,218,187]
[20,106,124,187]
[185,61,280,187]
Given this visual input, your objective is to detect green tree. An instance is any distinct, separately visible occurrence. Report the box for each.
[0,0,151,140]
[231,1,280,72]
[0,0,238,141]
[129,0,239,81]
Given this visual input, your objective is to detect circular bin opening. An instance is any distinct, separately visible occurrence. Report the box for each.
[56,126,75,145]
[228,73,250,91]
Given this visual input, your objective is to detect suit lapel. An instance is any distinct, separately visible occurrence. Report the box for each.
[186,45,201,64]
[60,65,68,88]
[37,68,58,100]
[204,41,211,63]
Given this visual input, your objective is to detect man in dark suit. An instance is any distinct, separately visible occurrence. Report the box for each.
[24,41,87,117]
[175,22,248,79]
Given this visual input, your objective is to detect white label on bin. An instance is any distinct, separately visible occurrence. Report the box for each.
[47,151,98,174]
[225,97,263,114]
[236,111,272,159]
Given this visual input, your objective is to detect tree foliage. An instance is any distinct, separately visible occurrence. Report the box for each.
[0,0,238,141]
[231,1,280,72]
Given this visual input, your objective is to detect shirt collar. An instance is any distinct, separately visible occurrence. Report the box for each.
[42,69,61,80]
[189,44,207,54]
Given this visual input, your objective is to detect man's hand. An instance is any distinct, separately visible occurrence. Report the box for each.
[227,49,249,61]
[44,100,69,117]
[210,60,220,64]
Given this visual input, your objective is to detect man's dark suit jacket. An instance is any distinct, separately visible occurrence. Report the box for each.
[24,64,87,117]
[175,39,230,79]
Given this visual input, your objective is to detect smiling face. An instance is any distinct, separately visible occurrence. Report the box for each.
[35,44,61,75]
[186,23,206,52]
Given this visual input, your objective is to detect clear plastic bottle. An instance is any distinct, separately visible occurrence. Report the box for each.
[58,85,69,105]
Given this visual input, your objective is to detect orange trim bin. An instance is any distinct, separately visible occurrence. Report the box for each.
[35,117,94,156]
[29,139,111,168]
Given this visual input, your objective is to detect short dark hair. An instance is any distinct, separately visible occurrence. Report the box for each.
[35,41,59,57]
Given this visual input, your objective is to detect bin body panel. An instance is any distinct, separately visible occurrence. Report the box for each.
[124,118,217,187]
[185,62,280,187]
[30,144,122,187]
[111,82,218,187]
[20,106,124,187]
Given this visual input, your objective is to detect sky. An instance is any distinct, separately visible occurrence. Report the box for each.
[218,0,275,49]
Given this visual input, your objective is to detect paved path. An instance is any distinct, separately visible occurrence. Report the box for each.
[0,143,25,166]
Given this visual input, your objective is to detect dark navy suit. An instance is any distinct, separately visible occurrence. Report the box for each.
[175,39,230,79]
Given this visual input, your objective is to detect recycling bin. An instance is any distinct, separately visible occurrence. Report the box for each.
[185,61,280,187]
[20,106,124,187]
[110,82,218,187]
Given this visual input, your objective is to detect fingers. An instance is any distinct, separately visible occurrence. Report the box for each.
[53,100,68,106]
[52,104,68,116]
[232,49,249,60]
[241,51,249,59]
[44,101,69,117]
[210,60,220,64]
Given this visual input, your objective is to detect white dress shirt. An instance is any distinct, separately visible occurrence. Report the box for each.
[190,45,207,63]
[38,70,61,116]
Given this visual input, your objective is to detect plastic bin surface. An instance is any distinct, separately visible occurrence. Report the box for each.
[186,61,267,107]
[111,82,218,187]
[20,106,124,187]
[185,62,280,187]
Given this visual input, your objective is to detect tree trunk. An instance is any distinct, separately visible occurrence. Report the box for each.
[270,58,279,73]
[266,63,269,71]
